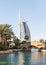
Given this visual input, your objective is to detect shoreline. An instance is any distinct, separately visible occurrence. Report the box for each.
[0,49,31,54]
[0,49,22,54]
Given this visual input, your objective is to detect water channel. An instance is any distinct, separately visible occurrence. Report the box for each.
[0,49,46,65]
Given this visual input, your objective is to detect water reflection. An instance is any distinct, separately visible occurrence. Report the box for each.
[18,51,46,65]
[23,51,31,65]
[18,51,31,65]
[18,52,24,65]
[8,52,18,65]
[0,54,9,65]
[0,51,46,65]
[31,52,43,65]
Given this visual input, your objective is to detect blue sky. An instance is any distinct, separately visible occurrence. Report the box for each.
[0,0,46,41]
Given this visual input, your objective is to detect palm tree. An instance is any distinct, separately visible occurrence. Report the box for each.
[13,37,20,49]
[0,24,14,46]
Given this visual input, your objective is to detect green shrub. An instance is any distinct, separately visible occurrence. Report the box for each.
[0,46,9,50]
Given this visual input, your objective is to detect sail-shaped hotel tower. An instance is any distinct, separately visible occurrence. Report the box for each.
[19,16,31,42]
[18,11,31,42]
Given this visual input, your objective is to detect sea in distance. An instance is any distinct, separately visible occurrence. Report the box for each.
[0,49,46,65]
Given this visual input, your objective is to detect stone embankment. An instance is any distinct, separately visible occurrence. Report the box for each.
[0,49,22,54]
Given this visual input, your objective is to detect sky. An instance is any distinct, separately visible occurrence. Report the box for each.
[0,0,46,41]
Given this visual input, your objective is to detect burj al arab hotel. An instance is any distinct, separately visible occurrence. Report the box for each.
[19,15,31,42]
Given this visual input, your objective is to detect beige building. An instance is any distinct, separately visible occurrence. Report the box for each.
[31,41,44,48]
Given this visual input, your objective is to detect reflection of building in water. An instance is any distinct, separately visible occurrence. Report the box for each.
[18,52,31,65]
[31,52,43,64]
[18,52,24,65]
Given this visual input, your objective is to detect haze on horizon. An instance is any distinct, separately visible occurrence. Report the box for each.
[0,0,46,41]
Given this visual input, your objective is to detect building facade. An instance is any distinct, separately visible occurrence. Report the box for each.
[20,21,31,42]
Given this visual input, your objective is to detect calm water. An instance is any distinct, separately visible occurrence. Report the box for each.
[0,50,46,65]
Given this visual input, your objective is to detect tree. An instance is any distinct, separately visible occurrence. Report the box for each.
[21,41,26,44]
[0,24,14,46]
[24,35,29,41]
[13,37,20,49]
[39,39,44,43]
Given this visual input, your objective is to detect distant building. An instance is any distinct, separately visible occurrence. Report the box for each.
[19,21,31,42]
[31,41,44,48]
[19,14,31,50]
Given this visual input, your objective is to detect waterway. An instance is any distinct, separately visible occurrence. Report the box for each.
[0,49,46,65]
